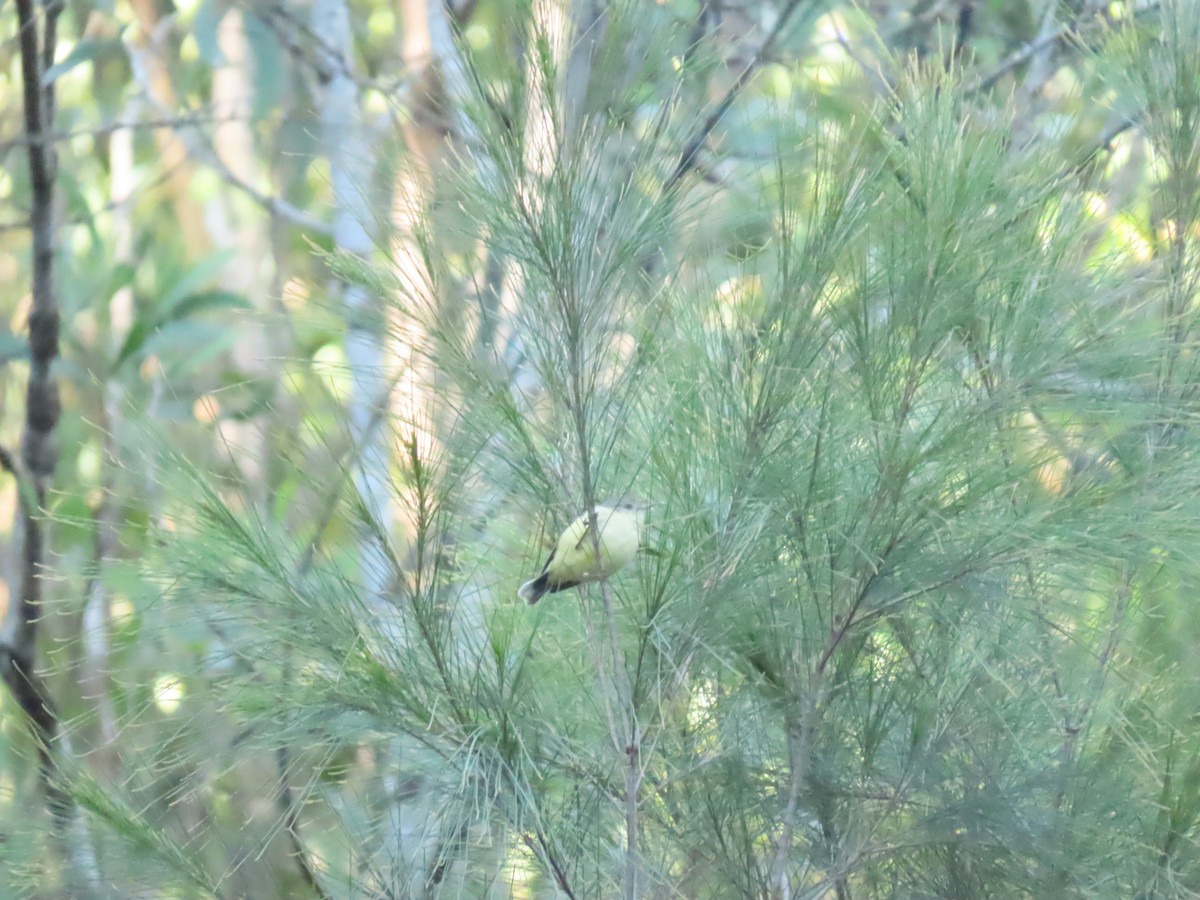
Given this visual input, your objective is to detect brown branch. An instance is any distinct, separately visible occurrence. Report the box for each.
[769,713,807,900]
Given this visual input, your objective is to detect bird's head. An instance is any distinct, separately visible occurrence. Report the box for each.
[601,494,645,514]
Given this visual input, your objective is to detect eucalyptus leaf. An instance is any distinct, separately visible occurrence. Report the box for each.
[191,0,228,67]
[41,36,121,85]
[0,331,29,365]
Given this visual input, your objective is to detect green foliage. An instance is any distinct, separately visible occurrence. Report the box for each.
[4,1,1200,898]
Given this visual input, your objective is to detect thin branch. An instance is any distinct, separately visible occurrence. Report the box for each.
[250,0,454,101]
[1016,0,1066,101]
[967,18,1081,94]
[573,362,642,900]
[769,714,808,900]
[1055,569,1133,810]
[123,41,331,235]
[0,647,68,818]
[276,745,333,900]
[0,111,251,154]
[967,1,1161,95]
[523,830,579,900]
[256,0,356,83]
[665,0,811,192]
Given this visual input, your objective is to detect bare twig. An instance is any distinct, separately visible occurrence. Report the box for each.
[123,38,331,234]
[665,0,811,192]
[967,1,1161,95]
[1055,569,1132,810]
[276,745,332,900]
[572,358,642,899]
[968,18,1080,94]
[256,0,356,84]
[250,0,435,103]
[523,830,579,900]
[0,111,250,154]
[0,150,190,235]
[1017,0,1065,101]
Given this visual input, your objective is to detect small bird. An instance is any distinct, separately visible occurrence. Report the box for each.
[518,499,643,604]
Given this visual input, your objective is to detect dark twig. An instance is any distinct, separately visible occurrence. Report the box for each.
[967,2,1161,95]
[122,32,330,234]
[954,1,975,55]
[523,830,579,900]
[0,646,68,823]
[967,18,1083,94]
[665,0,811,192]
[254,0,356,84]
[276,745,333,900]
[1071,117,1137,177]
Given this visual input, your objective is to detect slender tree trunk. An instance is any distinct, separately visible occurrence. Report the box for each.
[311,0,395,605]
[7,0,64,819]
[2,1,101,892]
[80,101,142,779]
[311,1,424,892]
[212,7,274,492]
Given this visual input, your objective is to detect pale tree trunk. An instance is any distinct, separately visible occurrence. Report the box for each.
[211,7,273,493]
[393,0,440,536]
[310,0,435,894]
[376,4,474,891]
[390,4,517,892]
[79,105,141,780]
[311,0,395,607]
[211,13,331,895]
[125,0,210,257]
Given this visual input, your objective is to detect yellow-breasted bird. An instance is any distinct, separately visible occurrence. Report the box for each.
[518,499,643,604]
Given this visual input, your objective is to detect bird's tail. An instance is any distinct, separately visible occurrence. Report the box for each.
[518,572,550,604]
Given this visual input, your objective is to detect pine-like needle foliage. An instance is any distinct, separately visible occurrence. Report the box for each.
[38,4,1200,898]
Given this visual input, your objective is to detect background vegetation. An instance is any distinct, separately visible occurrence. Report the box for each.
[2,0,1199,897]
